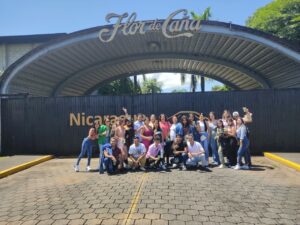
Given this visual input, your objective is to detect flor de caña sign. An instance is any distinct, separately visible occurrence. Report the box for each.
[98,9,202,42]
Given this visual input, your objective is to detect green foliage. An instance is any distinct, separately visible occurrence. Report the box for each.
[97,77,141,95]
[141,78,162,94]
[211,85,232,91]
[190,7,212,20]
[246,0,300,42]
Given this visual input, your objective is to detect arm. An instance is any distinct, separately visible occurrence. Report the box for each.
[104,150,116,161]
[122,107,130,120]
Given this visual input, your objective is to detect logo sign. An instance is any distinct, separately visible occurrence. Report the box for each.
[99,9,201,42]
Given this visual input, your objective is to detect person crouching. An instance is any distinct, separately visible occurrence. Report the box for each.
[103,137,124,175]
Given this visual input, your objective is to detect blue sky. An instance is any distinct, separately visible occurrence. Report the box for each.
[0,0,273,92]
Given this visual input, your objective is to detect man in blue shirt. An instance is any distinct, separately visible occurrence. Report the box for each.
[74,128,97,172]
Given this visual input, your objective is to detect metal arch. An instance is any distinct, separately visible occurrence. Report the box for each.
[52,53,270,96]
[82,69,241,96]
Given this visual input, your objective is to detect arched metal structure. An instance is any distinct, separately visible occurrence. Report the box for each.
[1,20,300,96]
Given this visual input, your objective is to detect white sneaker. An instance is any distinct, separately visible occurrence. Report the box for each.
[218,164,225,169]
[234,165,241,170]
[74,165,79,172]
[172,163,177,168]
[86,166,91,172]
[140,167,146,171]
[241,165,249,170]
[181,165,187,171]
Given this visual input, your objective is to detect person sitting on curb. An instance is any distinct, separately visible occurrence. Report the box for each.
[74,128,97,172]
[128,136,146,171]
[102,137,124,175]
[146,136,166,170]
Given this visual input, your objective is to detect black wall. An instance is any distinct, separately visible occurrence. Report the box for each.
[1,89,300,156]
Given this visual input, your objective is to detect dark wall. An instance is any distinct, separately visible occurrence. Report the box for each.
[1,89,300,156]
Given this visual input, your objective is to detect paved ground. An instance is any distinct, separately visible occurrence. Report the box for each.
[273,153,300,164]
[0,155,46,171]
[0,157,299,225]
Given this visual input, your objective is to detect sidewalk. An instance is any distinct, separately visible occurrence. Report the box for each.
[264,152,300,172]
[0,155,53,178]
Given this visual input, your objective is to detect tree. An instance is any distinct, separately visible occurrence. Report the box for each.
[97,77,141,95]
[180,7,212,92]
[246,0,300,42]
[171,88,187,93]
[211,85,232,91]
[141,78,162,94]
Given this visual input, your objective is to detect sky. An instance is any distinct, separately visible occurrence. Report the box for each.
[0,0,273,92]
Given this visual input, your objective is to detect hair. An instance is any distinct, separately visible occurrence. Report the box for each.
[217,119,224,128]
[153,119,161,131]
[228,118,234,125]
[187,134,194,139]
[154,135,161,141]
[181,115,190,127]
[222,110,232,120]
[237,117,244,124]
[159,114,167,122]
[209,111,216,120]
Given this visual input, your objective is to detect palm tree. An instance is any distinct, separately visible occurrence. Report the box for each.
[180,7,212,92]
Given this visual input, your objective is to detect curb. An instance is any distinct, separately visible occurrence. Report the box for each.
[264,152,300,172]
[0,155,54,179]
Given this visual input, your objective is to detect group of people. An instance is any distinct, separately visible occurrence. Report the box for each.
[74,107,253,174]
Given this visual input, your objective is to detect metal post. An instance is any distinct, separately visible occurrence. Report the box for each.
[201,76,205,92]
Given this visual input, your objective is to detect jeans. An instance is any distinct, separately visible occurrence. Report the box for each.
[209,136,220,164]
[200,132,209,164]
[103,158,114,174]
[99,144,104,173]
[244,142,252,166]
[76,146,92,166]
[237,138,249,166]
[172,153,188,165]
[186,155,206,167]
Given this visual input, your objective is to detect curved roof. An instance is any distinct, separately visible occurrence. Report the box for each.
[1,20,300,96]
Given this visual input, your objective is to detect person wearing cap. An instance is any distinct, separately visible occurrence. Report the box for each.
[74,128,97,172]
[146,136,166,170]
[128,136,146,171]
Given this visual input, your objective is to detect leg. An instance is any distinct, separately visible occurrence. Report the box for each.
[87,148,92,167]
[76,147,86,166]
[104,158,113,174]
[218,144,225,165]
[202,138,209,165]
[210,137,220,164]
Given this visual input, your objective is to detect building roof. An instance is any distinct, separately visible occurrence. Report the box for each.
[0,33,67,44]
[0,20,300,96]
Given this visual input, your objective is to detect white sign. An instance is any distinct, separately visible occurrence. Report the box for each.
[99,9,201,42]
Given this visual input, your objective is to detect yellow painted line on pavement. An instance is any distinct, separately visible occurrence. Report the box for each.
[123,173,148,225]
[264,152,300,172]
[0,155,54,179]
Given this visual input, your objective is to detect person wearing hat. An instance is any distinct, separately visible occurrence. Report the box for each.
[128,136,147,171]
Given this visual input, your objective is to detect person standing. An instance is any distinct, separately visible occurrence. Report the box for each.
[216,120,226,168]
[208,112,220,165]
[128,136,147,171]
[197,113,210,166]
[159,114,172,165]
[134,113,144,142]
[115,119,127,166]
[141,117,154,151]
[226,118,238,167]
[234,117,250,170]
[125,119,135,151]
[74,128,97,172]
[149,114,156,129]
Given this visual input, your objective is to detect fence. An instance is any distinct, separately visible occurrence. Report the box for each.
[1,89,300,155]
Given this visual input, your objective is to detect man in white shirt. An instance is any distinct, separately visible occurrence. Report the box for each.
[128,136,146,170]
[134,114,144,142]
[185,134,207,168]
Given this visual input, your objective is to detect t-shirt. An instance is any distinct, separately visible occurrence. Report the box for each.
[134,121,144,141]
[129,143,146,159]
[98,125,107,145]
[170,123,177,141]
[104,145,122,159]
[159,121,171,141]
[172,141,187,153]
[146,143,162,158]
[187,141,204,155]
[237,124,247,140]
